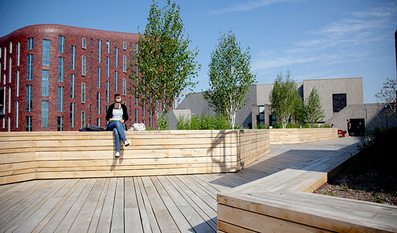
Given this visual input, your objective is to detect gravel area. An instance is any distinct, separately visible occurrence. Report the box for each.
[314,156,397,206]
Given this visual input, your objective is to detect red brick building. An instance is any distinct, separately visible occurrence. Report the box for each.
[0,24,154,131]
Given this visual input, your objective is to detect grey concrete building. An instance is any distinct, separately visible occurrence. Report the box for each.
[174,77,397,134]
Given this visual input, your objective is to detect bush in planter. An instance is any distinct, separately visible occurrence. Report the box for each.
[176,114,232,130]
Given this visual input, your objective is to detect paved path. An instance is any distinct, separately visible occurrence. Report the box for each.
[0,137,360,233]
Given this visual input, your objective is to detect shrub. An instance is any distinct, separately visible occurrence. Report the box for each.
[157,113,168,130]
[176,114,232,130]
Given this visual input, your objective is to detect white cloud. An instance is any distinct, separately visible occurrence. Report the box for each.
[207,0,300,15]
[251,2,397,73]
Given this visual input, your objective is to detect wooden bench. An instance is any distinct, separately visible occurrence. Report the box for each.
[217,141,397,232]
[269,128,338,144]
[0,130,270,185]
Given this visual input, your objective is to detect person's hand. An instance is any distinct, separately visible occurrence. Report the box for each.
[120,119,124,124]
[109,118,113,122]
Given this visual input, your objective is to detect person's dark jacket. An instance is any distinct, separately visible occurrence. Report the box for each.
[106,103,129,129]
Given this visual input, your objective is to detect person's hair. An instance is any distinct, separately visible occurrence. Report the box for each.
[114,94,121,98]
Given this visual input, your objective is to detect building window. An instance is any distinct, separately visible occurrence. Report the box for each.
[135,108,138,123]
[97,67,101,88]
[71,46,76,70]
[42,40,50,66]
[82,38,86,49]
[28,38,34,50]
[70,74,75,98]
[27,54,33,80]
[123,41,127,50]
[115,47,118,68]
[59,36,65,53]
[90,78,92,101]
[81,83,86,103]
[97,118,101,127]
[333,94,347,112]
[82,55,86,76]
[9,58,12,83]
[42,70,49,96]
[16,101,19,128]
[26,85,32,112]
[89,104,92,125]
[123,55,126,73]
[17,42,20,66]
[57,116,63,131]
[7,88,11,113]
[97,40,102,63]
[142,102,145,117]
[149,111,152,128]
[106,40,110,53]
[9,42,12,53]
[41,101,49,127]
[135,66,138,81]
[123,78,126,96]
[16,71,19,97]
[0,88,4,115]
[90,52,92,74]
[58,57,64,82]
[70,103,75,127]
[135,43,138,55]
[114,71,118,91]
[81,111,85,128]
[106,81,109,103]
[135,89,138,106]
[26,116,32,131]
[97,92,101,114]
[58,86,63,112]
[91,38,93,48]
[106,57,109,77]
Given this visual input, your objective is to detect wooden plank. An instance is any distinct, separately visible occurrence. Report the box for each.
[110,178,125,233]
[175,175,217,211]
[136,176,161,233]
[124,177,143,233]
[218,204,332,233]
[0,180,56,229]
[217,221,258,233]
[156,176,216,233]
[150,176,193,232]
[53,179,96,233]
[87,178,111,233]
[167,176,217,231]
[13,179,75,232]
[31,179,81,233]
[96,178,117,233]
[141,176,180,232]
[68,178,107,233]
[2,180,66,233]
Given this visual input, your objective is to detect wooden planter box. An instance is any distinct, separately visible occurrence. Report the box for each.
[269,128,338,144]
[0,129,269,185]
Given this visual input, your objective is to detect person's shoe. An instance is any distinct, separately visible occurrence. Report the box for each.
[115,152,120,158]
[124,140,130,147]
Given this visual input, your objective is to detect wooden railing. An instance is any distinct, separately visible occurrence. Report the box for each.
[0,129,269,185]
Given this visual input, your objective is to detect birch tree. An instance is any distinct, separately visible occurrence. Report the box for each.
[269,71,300,128]
[130,0,200,126]
[203,29,256,129]
[305,87,324,123]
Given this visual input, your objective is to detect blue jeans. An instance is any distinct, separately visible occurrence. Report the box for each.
[107,121,127,152]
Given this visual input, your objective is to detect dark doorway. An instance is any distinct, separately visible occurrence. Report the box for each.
[350,118,365,136]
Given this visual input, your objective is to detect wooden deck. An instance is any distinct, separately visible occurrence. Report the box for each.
[0,137,359,233]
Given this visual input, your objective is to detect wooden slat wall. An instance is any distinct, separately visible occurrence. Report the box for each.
[0,130,270,185]
[269,128,338,144]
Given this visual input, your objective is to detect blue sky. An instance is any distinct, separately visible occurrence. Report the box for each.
[1,0,396,103]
